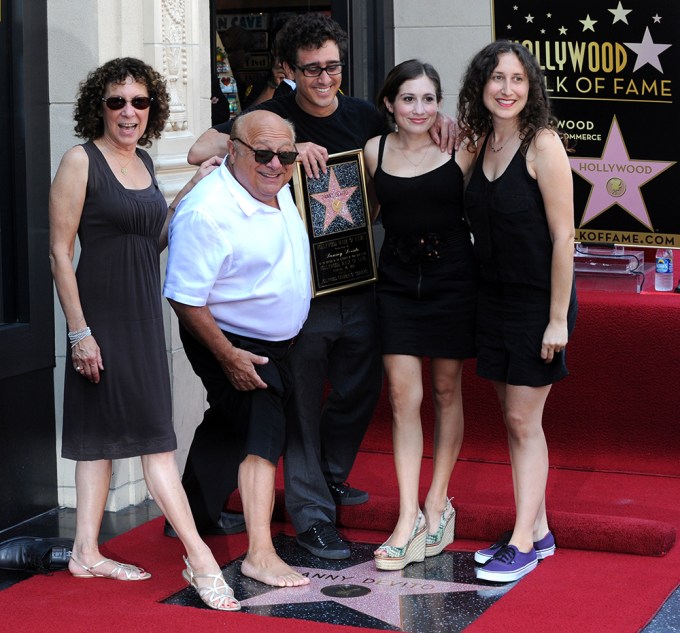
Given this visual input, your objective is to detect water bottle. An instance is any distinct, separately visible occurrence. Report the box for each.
[654,248,674,291]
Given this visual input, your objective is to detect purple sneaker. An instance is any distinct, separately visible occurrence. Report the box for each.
[533,531,556,559]
[475,544,538,582]
[474,530,555,564]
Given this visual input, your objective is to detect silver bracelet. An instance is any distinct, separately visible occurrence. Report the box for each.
[68,326,91,348]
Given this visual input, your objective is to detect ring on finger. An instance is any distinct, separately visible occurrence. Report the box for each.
[76,366,82,371]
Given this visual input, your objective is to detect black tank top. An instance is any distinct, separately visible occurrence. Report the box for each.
[465,135,554,292]
[374,134,467,236]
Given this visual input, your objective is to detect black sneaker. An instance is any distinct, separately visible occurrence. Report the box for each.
[163,511,246,538]
[296,521,351,560]
[327,481,369,506]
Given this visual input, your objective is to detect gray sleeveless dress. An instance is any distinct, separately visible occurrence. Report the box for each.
[61,140,176,460]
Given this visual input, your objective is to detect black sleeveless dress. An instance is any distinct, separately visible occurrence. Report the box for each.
[373,135,477,358]
[465,135,577,386]
[61,141,176,460]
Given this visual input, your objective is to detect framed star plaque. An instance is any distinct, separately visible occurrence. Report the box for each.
[292,149,378,297]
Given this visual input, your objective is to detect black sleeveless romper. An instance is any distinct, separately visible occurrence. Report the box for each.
[374,134,477,358]
[465,135,577,386]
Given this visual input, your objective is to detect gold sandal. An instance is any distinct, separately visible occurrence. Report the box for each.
[70,555,151,580]
[182,556,241,611]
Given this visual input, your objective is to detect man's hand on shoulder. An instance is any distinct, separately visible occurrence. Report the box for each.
[429,112,461,154]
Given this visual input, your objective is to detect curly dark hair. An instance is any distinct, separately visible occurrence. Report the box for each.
[276,13,348,70]
[457,40,567,154]
[74,57,170,147]
[377,60,442,130]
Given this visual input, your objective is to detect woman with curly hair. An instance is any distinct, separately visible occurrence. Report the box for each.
[49,57,238,610]
[457,41,577,583]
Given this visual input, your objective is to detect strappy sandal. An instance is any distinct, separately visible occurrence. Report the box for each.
[182,556,241,611]
[425,497,456,557]
[374,511,426,571]
[70,555,151,580]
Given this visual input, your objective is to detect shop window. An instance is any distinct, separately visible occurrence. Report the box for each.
[211,3,332,123]
[210,1,392,124]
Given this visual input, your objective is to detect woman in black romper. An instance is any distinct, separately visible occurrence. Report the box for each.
[458,41,577,583]
[364,60,477,571]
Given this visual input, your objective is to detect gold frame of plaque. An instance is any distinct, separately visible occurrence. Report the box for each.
[292,149,378,297]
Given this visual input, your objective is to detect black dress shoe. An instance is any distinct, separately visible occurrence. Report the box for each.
[0,537,73,572]
[328,481,369,506]
[296,521,351,560]
[163,511,246,538]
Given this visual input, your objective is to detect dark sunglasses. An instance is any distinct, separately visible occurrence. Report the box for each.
[101,96,153,110]
[232,137,298,165]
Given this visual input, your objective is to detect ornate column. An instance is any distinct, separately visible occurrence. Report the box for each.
[154,0,211,474]
[161,0,189,133]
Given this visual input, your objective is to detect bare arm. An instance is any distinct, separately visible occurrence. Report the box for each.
[167,299,268,390]
[188,118,329,178]
[454,138,479,186]
[159,155,223,251]
[528,130,575,363]
[187,127,230,165]
[363,136,381,221]
[48,146,104,383]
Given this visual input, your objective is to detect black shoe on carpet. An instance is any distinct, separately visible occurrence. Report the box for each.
[164,511,246,538]
[328,481,369,506]
[296,521,351,560]
[0,536,73,572]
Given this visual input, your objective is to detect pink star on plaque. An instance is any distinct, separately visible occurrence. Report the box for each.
[311,166,358,232]
[569,116,675,229]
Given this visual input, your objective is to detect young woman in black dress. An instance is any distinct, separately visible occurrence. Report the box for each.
[364,60,477,570]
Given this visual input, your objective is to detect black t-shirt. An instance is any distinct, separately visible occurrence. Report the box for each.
[214,92,387,153]
[215,93,388,297]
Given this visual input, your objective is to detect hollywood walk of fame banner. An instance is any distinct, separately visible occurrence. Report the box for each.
[293,149,378,297]
[493,1,679,248]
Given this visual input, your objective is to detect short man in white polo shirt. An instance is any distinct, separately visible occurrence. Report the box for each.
[164,110,311,588]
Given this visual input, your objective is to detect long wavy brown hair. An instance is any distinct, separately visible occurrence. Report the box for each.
[74,57,170,148]
[457,40,568,155]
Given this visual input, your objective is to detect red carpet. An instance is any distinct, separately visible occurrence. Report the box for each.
[0,454,677,633]
[2,290,678,631]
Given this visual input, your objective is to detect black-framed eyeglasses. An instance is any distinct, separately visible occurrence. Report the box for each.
[292,63,344,78]
[102,96,154,110]
[232,138,299,165]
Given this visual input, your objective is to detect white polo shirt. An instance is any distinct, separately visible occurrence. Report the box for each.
[164,160,311,341]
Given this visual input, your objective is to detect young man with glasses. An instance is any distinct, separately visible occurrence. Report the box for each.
[186,13,455,561]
